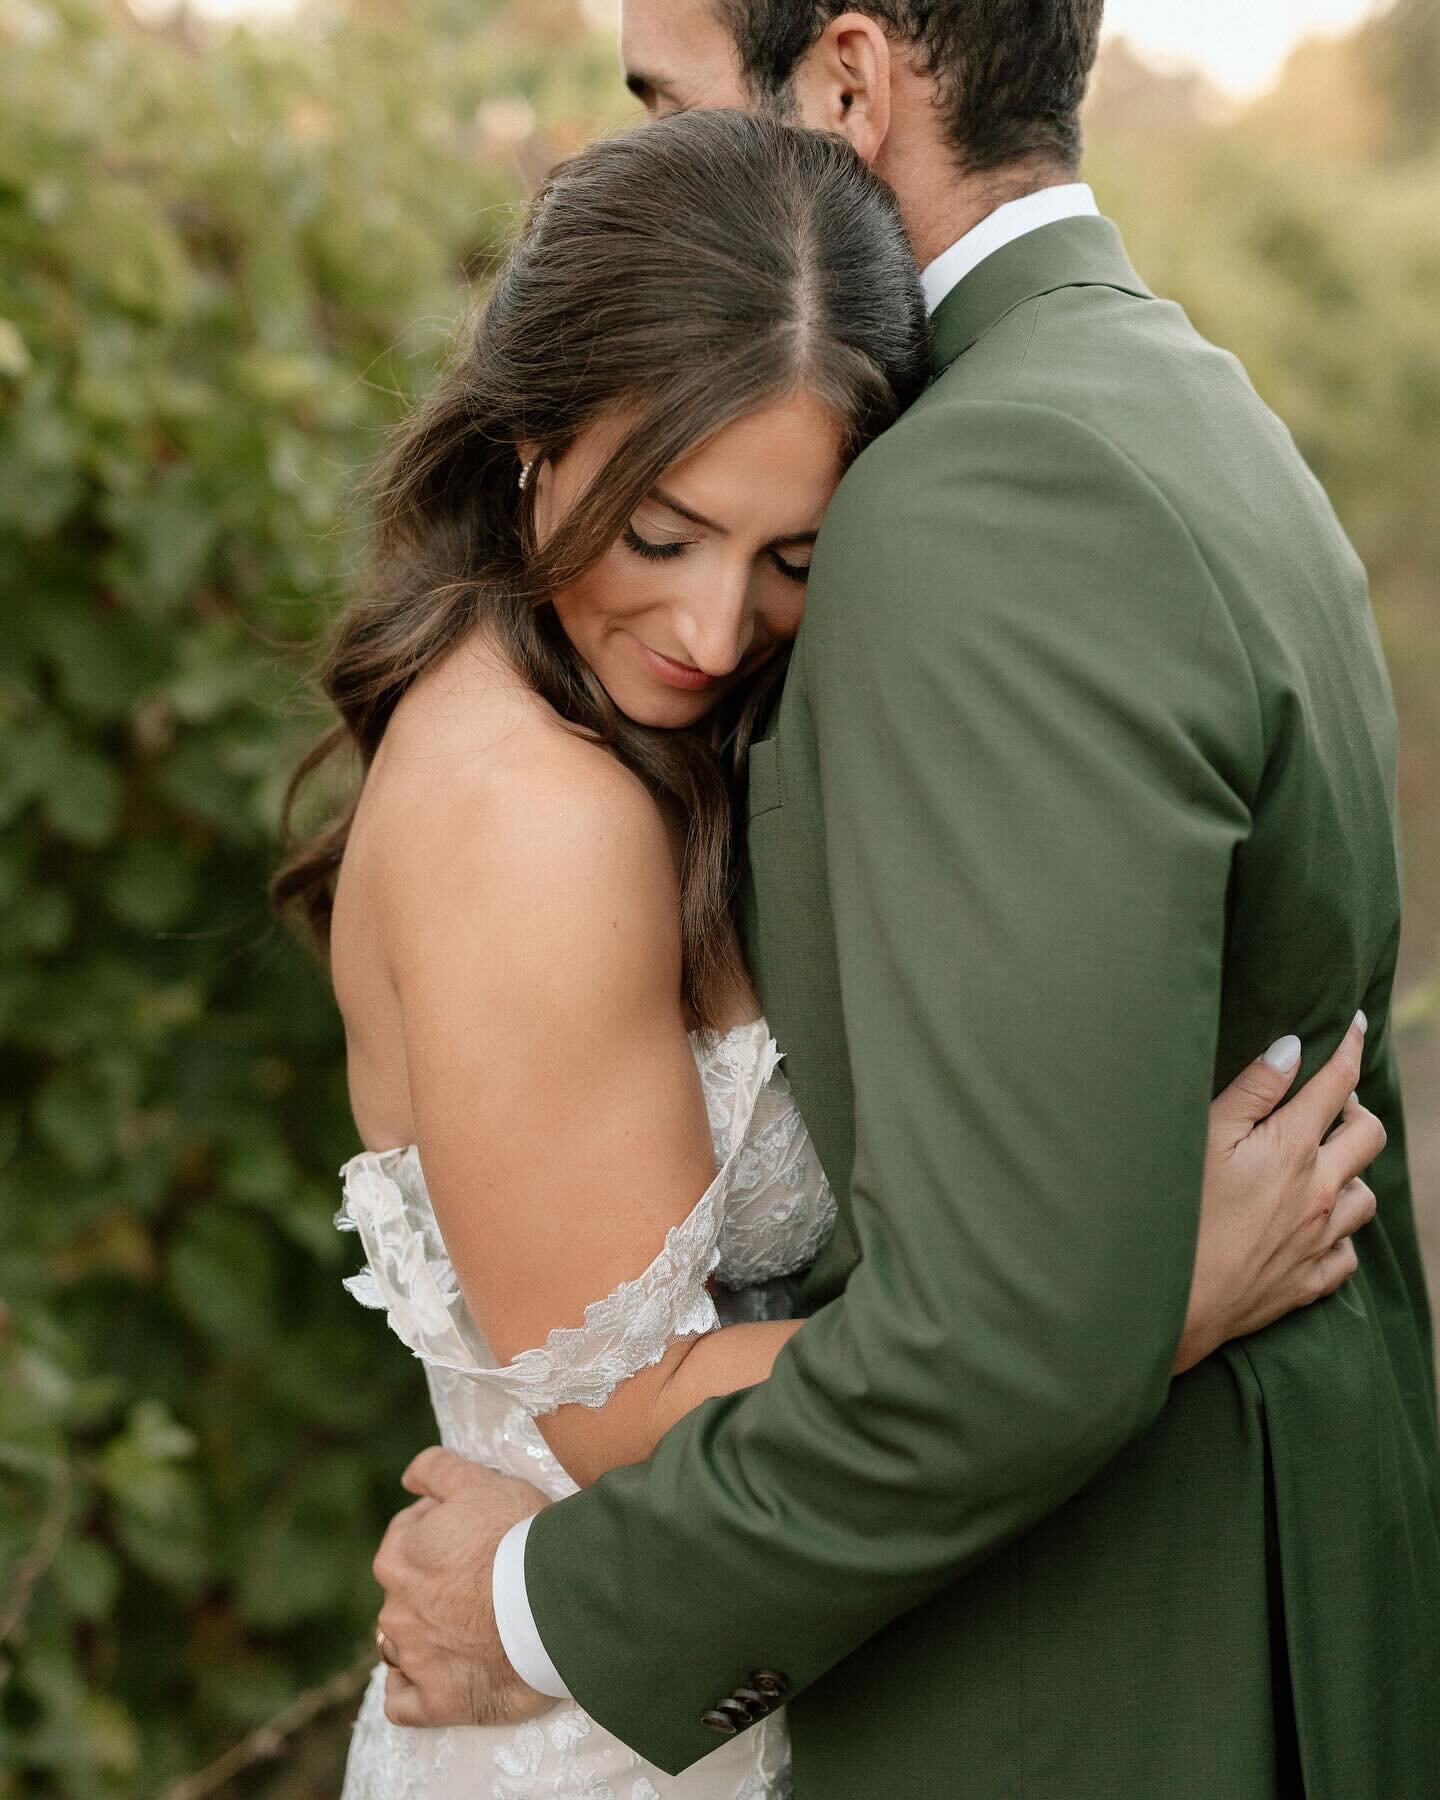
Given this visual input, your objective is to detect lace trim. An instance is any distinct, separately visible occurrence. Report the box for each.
[692,1020,837,1287]
[690,1018,780,1157]
[336,1026,784,1418]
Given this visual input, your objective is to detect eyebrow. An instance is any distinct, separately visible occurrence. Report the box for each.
[650,485,819,547]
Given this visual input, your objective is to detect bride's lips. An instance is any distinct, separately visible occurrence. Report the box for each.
[634,640,718,693]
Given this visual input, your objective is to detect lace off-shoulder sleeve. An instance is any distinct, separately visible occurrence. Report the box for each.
[336,1034,783,1418]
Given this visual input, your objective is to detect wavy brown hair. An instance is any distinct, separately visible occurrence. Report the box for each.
[272,109,928,1028]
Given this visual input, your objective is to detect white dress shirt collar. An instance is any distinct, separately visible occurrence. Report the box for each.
[920,182,1100,316]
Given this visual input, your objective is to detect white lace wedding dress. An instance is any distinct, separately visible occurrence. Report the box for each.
[335,1018,836,1800]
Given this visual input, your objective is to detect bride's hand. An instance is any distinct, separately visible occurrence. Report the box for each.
[1175,1012,1384,1376]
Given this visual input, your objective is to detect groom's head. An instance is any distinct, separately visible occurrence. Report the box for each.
[620,1,1105,183]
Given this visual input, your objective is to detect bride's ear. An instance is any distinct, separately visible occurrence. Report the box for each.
[791,13,891,165]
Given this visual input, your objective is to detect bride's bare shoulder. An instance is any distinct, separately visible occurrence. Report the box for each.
[361,642,678,951]
[369,634,646,809]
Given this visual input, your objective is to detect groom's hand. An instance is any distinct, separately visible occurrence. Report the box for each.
[372,1447,550,1728]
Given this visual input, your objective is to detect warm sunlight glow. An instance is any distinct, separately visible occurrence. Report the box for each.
[175,0,1390,100]
[569,0,1388,98]
[1104,0,1384,96]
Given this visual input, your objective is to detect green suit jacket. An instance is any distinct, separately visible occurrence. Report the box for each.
[525,216,1440,1797]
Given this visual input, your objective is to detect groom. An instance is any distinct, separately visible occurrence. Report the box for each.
[371,3,1440,1793]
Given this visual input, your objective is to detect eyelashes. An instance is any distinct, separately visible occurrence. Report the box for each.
[622,524,810,584]
[622,523,687,563]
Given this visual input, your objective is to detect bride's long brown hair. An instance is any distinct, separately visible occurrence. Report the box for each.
[272,109,928,1028]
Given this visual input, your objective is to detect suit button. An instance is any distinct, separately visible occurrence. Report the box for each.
[750,1669,789,1700]
[701,1709,738,1737]
[731,1686,768,1717]
[715,1698,753,1729]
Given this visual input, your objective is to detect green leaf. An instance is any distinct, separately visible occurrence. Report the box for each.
[112,1506,209,1590]
[41,748,123,847]
[51,1537,122,1622]
[41,603,170,724]
[102,475,222,619]
[99,1400,197,1527]
[167,1210,282,1352]
[167,621,267,725]
[156,732,254,834]
[0,388,85,534]
[223,1133,295,1204]
[235,1455,371,1627]
[31,1065,123,1175]
[0,714,59,828]
[105,839,197,932]
[15,887,76,957]
[0,317,33,381]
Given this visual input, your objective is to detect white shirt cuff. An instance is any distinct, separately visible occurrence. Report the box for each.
[493,1515,572,1700]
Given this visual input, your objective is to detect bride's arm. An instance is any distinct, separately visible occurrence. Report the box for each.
[382,723,804,1484]
[546,1019,1380,1481]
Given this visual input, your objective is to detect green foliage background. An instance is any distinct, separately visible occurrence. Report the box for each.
[0,0,1436,1793]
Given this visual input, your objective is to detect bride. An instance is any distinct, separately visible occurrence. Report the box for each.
[273,111,1383,1800]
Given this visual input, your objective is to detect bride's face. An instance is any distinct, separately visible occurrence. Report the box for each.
[530,392,845,730]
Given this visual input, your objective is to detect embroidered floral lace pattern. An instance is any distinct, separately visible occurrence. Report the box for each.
[335,1018,828,1799]
[703,1030,835,1294]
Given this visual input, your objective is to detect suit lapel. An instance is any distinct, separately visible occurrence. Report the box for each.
[928,215,1152,377]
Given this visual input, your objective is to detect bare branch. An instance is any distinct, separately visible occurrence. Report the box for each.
[160,1647,376,1800]
[0,1456,74,1667]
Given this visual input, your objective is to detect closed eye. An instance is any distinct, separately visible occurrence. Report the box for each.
[770,550,811,583]
[623,523,690,562]
[625,73,654,109]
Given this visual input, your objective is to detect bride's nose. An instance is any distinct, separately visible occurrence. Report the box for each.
[672,572,756,677]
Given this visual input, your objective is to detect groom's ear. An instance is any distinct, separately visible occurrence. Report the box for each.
[790,13,891,164]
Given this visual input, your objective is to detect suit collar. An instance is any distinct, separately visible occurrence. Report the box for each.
[928,215,1153,379]
[920,182,1099,313]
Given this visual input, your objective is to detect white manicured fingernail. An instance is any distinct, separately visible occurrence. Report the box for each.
[1263,1035,1302,1073]
[1353,1009,1368,1034]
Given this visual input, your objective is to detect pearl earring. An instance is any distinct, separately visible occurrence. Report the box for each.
[518,458,536,493]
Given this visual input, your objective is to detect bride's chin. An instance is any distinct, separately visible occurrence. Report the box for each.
[614,694,713,730]
[600,675,714,731]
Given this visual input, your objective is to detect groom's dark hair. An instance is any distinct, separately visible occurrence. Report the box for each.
[718,0,1105,174]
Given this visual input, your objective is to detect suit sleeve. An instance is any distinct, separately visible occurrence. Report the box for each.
[522,397,1267,1773]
